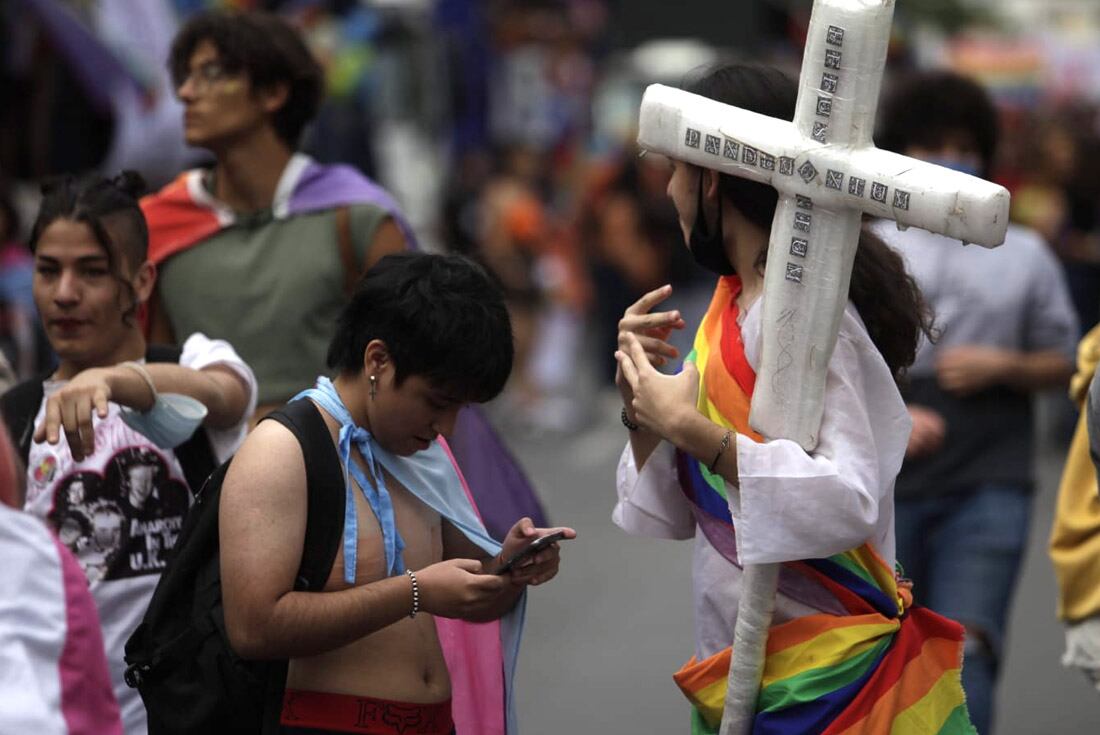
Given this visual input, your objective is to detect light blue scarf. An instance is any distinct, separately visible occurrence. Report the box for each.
[293,376,404,582]
[293,376,523,734]
[293,377,503,582]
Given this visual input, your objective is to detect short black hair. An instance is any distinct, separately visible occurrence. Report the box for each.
[29,171,149,322]
[169,10,324,148]
[327,253,514,403]
[876,70,999,178]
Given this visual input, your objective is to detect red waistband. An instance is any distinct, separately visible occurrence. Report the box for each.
[281,689,454,735]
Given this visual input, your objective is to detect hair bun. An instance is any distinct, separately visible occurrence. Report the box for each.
[112,170,148,199]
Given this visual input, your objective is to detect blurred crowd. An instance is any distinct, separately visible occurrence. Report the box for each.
[2,1,1100,731]
[4,1,1100,428]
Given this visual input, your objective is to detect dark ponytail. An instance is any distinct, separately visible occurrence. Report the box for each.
[29,171,150,324]
[686,64,932,378]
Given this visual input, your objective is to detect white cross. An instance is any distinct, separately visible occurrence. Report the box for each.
[635,0,1009,731]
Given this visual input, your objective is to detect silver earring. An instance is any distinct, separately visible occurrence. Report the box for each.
[369,374,377,399]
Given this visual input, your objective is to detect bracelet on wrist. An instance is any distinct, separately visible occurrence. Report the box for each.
[405,568,420,618]
[621,406,640,432]
[708,429,734,473]
[118,360,158,408]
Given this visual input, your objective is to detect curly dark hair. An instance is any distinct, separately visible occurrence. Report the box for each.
[685,64,933,379]
[169,10,323,149]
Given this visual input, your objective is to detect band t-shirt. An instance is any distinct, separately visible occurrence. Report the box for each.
[23,333,256,735]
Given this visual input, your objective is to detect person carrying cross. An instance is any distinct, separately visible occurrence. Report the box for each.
[612,63,977,734]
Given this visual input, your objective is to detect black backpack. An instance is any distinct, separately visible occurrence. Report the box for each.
[0,344,217,493]
[123,399,345,735]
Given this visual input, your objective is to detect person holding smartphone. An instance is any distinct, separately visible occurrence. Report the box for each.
[220,253,574,735]
[612,64,974,733]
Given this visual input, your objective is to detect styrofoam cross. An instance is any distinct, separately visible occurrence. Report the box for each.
[636,0,1009,732]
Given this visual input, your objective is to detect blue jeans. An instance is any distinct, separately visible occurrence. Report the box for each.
[894,483,1032,735]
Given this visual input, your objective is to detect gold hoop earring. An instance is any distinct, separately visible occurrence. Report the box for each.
[369,374,377,399]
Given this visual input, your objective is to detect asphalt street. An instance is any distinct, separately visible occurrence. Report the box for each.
[505,389,1100,734]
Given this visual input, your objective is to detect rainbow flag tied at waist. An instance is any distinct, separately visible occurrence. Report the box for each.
[673,276,975,734]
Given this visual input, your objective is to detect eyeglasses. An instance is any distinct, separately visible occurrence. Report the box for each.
[177,61,237,94]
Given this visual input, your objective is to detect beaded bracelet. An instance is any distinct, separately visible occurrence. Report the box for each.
[621,406,640,432]
[405,568,420,618]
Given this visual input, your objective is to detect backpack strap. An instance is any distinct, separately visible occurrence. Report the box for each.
[145,343,219,493]
[254,399,345,735]
[335,205,360,296]
[0,375,49,464]
[262,399,345,591]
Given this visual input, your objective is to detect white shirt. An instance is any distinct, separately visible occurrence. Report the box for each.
[614,298,911,660]
[23,333,256,735]
[0,504,122,735]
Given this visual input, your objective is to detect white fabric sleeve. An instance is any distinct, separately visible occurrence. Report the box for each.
[178,332,257,463]
[613,440,696,540]
[730,325,908,565]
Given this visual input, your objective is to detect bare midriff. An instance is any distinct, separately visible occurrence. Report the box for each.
[286,428,450,703]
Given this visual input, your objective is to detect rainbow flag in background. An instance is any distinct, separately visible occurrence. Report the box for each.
[674,276,975,734]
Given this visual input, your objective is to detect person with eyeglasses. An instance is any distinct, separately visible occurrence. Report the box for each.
[142,10,408,425]
[140,10,546,544]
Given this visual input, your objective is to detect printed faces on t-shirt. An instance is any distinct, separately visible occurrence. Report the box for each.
[26,405,191,585]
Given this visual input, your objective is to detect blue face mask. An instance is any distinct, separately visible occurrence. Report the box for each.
[925,156,981,178]
[120,394,208,449]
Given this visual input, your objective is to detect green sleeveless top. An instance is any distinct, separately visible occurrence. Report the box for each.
[157,204,387,404]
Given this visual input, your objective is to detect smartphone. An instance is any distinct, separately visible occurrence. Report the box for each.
[495,531,568,575]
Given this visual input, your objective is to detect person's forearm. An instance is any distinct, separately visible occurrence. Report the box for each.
[109,363,248,428]
[624,402,663,469]
[1002,350,1074,391]
[230,574,415,660]
[628,425,663,470]
[667,410,739,487]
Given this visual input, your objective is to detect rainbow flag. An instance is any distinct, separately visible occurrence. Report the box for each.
[673,276,974,734]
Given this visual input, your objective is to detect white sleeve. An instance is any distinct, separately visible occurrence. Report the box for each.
[178,333,258,463]
[613,440,696,540]
[730,326,909,565]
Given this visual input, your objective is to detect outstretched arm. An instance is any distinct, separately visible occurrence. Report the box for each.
[34,358,251,461]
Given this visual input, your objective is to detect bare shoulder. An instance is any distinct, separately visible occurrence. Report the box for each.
[222,419,306,510]
[220,418,308,593]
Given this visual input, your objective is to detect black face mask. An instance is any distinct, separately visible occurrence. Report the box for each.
[688,171,735,276]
